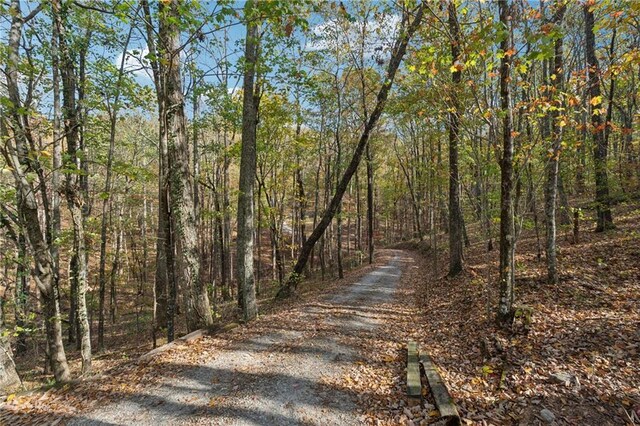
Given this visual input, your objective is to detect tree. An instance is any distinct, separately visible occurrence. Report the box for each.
[447,0,464,276]
[544,1,566,285]
[584,2,614,232]
[2,0,71,382]
[236,0,261,322]
[53,0,92,374]
[159,0,214,332]
[141,0,172,339]
[497,0,515,324]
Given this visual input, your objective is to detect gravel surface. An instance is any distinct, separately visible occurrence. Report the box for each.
[71,252,404,426]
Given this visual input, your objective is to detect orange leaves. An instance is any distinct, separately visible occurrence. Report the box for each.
[540,23,554,35]
[567,96,580,107]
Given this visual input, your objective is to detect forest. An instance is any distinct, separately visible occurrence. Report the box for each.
[0,0,638,425]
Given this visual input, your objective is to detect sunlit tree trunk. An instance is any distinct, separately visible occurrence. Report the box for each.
[160,0,213,331]
[497,0,516,324]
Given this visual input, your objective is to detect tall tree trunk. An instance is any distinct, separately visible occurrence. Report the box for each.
[584,4,614,231]
[160,0,213,332]
[366,145,374,264]
[50,6,64,357]
[544,2,566,285]
[447,0,464,276]
[236,0,260,322]
[15,234,28,355]
[497,0,516,324]
[141,0,169,336]
[277,3,425,297]
[3,0,70,382]
[110,202,124,324]
[0,291,20,392]
[53,0,91,374]
[335,94,344,279]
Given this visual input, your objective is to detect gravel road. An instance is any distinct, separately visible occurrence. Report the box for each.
[71,252,405,426]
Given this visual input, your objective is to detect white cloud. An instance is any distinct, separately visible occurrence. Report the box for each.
[306,13,401,62]
[116,46,151,79]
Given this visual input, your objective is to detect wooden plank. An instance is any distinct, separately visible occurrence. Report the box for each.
[138,328,208,363]
[407,341,421,401]
[138,322,241,363]
[421,353,460,425]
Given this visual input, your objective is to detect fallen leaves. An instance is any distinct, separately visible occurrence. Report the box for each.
[408,202,640,425]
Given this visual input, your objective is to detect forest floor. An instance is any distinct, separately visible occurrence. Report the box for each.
[2,203,639,425]
[397,201,640,426]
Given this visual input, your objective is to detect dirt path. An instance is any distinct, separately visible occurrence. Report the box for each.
[71,251,408,425]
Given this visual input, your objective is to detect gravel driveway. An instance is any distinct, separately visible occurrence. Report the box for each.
[71,252,405,426]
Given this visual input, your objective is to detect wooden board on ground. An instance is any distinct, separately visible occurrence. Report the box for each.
[421,352,460,425]
[138,329,208,363]
[407,341,421,405]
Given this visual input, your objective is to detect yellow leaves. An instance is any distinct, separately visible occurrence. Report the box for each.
[450,61,465,73]
[381,354,395,362]
[6,394,16,403]
[483,110,493,120]
[558,119,567,128]
[40,150,51,158]
[517,63,528,74]
[590,95,603,106]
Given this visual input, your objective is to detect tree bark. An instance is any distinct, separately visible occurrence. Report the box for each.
[160,0,213,332]
[0,293,20,392]
[447,0,464,276]
[497,0,516,324]
[366,144,374,264]
[236,0,260,322]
